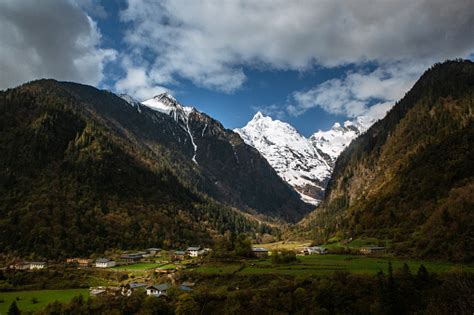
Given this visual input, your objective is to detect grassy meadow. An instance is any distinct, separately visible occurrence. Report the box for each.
[0,289,88,314]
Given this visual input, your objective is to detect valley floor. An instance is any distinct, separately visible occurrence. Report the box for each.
[1,251,473,314]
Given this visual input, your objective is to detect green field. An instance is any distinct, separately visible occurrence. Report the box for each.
[190,254,474,276]
[112,263,161,271]
[0,289,89,314]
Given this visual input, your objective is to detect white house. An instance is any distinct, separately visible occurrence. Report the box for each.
[301,246,328,255]
[186,246,205,257]
[146,284,171,297]
[95,258,116,268]
[29,261,46,269]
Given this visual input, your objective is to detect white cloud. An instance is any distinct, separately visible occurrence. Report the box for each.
[76,0,108,19]
[114,60,169,100]
[0,0,116,90]
[287,62,425,120]
[120,0,474,92]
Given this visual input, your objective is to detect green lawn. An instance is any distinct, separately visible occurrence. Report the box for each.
[157,263,177,270]
[0,289,89,314]
[112,263,160,271]
[190,254,474,277]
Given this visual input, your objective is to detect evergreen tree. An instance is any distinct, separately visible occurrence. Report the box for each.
[7,301,20,315]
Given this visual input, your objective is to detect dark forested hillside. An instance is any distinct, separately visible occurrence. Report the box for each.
[302,60,474,262]
[0,80,273,258]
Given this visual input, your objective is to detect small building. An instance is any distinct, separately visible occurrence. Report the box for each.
[129,282,147,289]
[95,258,116,268]
[77,258,93,267]
[67,258,92,267]
[252,247,269,258]
[186,247,205,258]
[90,287,107,296]
[146,284,171,297]
[9,261,31,270]
[301,246,328,255]
[173,250,186,261]
[360,246,386,255]
[29,261,46,270]
[122,282,147,296]
[120,253,144,263]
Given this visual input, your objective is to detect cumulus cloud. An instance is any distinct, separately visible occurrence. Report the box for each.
[288,62,425,120]
[114,58,169,100]
[0,0,116,90]
[120,0,474,92]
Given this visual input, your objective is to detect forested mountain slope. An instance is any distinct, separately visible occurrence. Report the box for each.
[0,80,275,258]
[302,60,474,262]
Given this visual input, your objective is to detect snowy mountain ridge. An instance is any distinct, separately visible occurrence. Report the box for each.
[141,93,198,163]
[120,92,374,205]
[235,112,374,205]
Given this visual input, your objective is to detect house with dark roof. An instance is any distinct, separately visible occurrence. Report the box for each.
[146,283,171,297]
[252,247,269,258]
[120,253,144,263]
[173,250,186,261]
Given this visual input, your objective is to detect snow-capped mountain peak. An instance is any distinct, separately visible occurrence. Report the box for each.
[141,93,198,164]
[235,113,331,205]
[310,116,374,160]
[142,93,194,117]
[235,112,375,205]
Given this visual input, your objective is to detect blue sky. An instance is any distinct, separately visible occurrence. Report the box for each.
[1,0,473,136]
[92,0,355,135]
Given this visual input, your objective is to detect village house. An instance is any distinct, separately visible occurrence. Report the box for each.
[95,258,116,268]
[90,287,107,297]
[146,284,171,297]
[10,261,46,270]
[172,250,186,261]
[186,246,205,258]
[77,258,93,267]
[300,246,328,255]
[9,261,31,270]
[90,286,120,296]
[122,282,147,296]
[360,246,386,255]
[29,261,46,269]
[120,253,144,263]
[252,247,269,258]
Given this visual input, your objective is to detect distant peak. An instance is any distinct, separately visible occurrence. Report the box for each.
[332,122,342,129]
[253,111,265,120]
[154,92,177,102]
